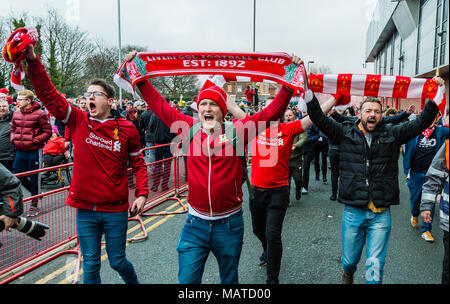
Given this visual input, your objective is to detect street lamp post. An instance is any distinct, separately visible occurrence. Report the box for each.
[253,0,256,52]
[117,0,122,106]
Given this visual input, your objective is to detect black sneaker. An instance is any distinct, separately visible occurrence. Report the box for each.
[266,277,279,284]
[295,188,301,201]
[330,194,337,201]
[259,251,267,266]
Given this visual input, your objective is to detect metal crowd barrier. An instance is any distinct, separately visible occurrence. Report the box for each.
[140,143,188,216]
[0,142,188,284]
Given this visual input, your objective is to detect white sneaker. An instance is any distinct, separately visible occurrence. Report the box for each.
[301,187,308,194]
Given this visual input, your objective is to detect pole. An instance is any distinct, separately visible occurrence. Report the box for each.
[117,0,123,106]
[253,0,256,52]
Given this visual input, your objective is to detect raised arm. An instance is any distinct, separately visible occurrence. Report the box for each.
[330,110,357,124]
[24,45,72,123]
[383,105,414,125]
[306,91,344,144]
[391,99,440,144]
[136,80,193,132]
[120,50,193,133]
[227,95,247,120]
[300,95,336,131]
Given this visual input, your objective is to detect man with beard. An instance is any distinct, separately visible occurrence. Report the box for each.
[305,76,445,284]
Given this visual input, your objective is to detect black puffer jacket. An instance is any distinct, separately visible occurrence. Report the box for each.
[0,163,23,218]
[0,111,15,161]
[307,96,440,208]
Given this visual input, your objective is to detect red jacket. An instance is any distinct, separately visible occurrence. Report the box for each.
[27,56,149,212]
[10,102,52,151]
[43,136,66,155]
[244,89,256,103]
[251,120,304,188]
[137,80,293,218]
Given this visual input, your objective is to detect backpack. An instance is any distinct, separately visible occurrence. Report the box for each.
[183,121,254,200]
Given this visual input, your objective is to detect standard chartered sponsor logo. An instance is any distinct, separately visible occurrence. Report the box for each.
[85,132,121,152]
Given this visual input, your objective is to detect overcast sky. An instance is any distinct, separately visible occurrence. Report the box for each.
[1,0,376,74]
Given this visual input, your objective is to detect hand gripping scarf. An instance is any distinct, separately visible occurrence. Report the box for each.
[2,26,39,91]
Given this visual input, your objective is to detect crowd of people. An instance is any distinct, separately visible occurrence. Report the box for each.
[0,44,448,285]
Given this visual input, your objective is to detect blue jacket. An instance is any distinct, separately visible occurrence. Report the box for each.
[304,124,319,152]
[403,126,449,175]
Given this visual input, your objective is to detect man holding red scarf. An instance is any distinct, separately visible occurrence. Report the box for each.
[125,51,301,284]
[305,76,445,284]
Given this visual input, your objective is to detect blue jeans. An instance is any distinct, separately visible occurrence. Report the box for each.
[408,171,435,233]
[145,142,155,164]
[341,205,391,284]
[176,210,244,284]
[76,209,139,284]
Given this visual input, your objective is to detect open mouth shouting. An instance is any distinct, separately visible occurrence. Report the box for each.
[204,114,215,123]
[89,101,97,114]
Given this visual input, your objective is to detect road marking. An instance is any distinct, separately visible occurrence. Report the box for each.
[58,205,186,284]
[34,199,186,284]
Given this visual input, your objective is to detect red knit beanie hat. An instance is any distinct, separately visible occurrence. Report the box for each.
[197,80,227,117]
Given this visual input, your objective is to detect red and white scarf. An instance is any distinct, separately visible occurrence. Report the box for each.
[309,73,447,115]
[114,52,307,99]
[114,52,446,115]
[422,127,435,139]
[2,26,39,91]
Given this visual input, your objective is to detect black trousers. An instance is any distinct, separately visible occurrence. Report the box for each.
[443,230,449,284]
[314,142,328,180]
[43,154,65,168]
[329,149,340,196]
[288,165,302,191]
[302,150,315,190]
[249,186,290,282]
[0,159,14,173]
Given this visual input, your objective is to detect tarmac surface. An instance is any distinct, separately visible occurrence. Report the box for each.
[7,156,444,285]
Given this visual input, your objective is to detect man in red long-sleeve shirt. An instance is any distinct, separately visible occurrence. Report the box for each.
[228,94,336,284]
[22,44,148,284]
[125,51,301,284]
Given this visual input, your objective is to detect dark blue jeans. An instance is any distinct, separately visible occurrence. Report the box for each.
[76,209,139,284]
[408,171,435,233]
[176,210,244,284]
[13,150,41,206]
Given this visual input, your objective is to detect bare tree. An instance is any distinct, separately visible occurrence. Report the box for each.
[151,75,200,100]
[40,9,94,96]
[0,17,13,90]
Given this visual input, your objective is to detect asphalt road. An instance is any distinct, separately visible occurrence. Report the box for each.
[9,156,444,285]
